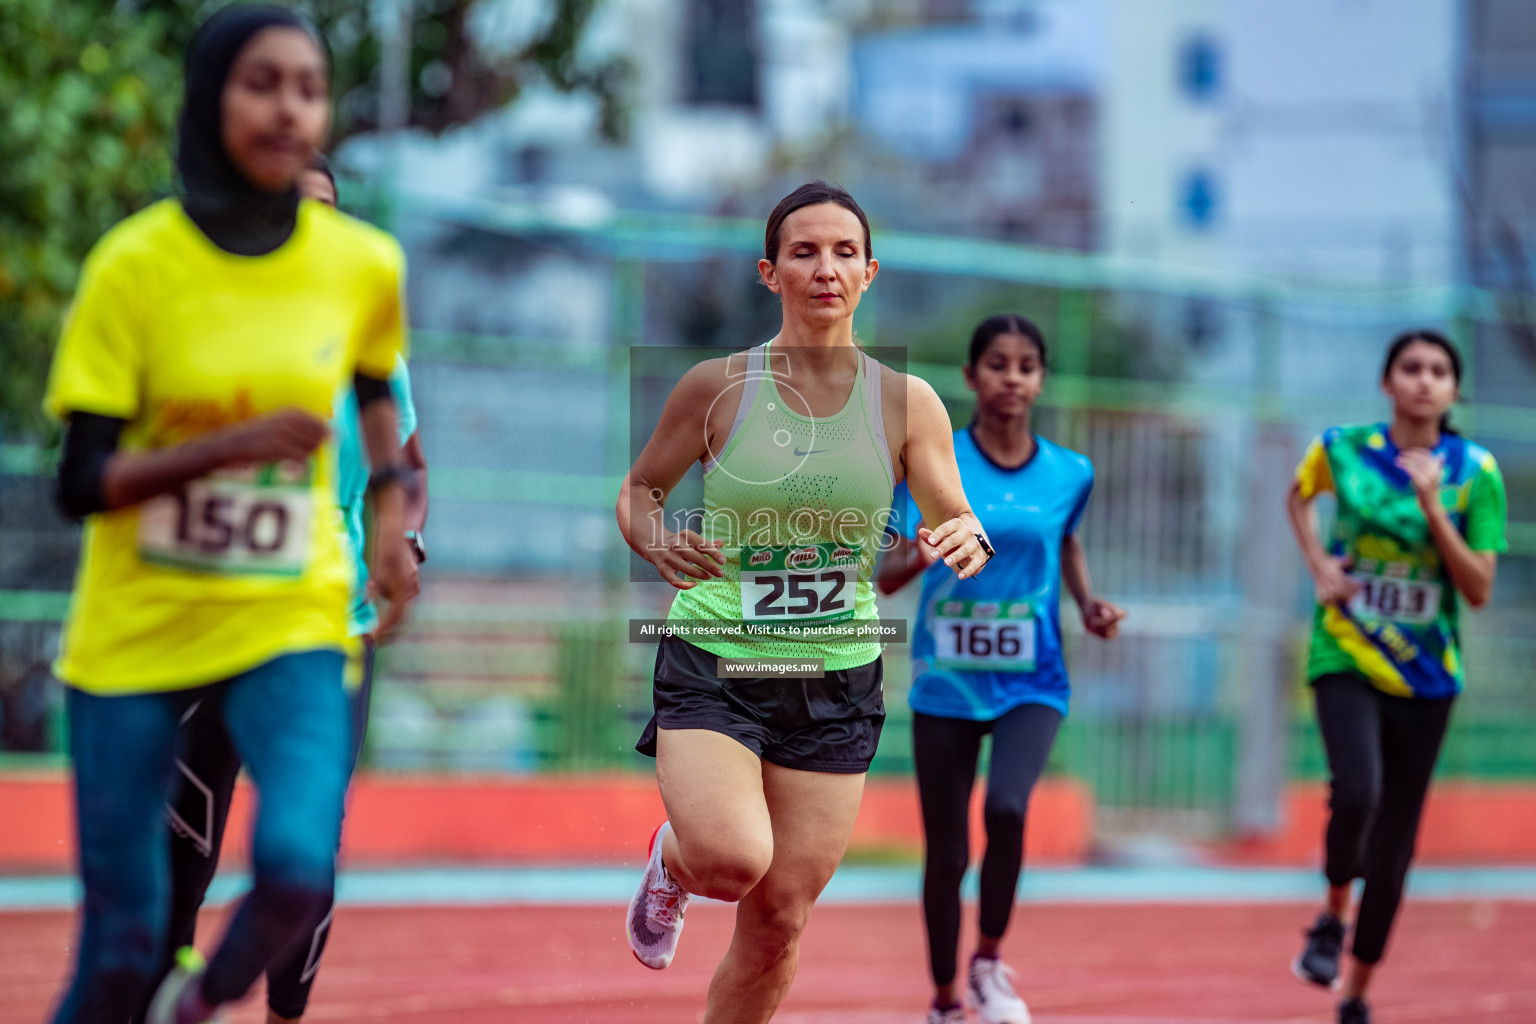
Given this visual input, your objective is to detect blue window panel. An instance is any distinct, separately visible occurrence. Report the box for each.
[1182,169,1218,228]
[1179,34,1221,102]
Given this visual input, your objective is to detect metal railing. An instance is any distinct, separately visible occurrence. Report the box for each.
[4,195,1536,841]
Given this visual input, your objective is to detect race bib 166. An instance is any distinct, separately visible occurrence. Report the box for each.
[932,598,1037,671]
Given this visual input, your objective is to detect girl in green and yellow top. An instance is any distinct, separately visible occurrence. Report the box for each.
[43,8,414,1023]
[1286,331,1506,1024]
[616,181,993,1022]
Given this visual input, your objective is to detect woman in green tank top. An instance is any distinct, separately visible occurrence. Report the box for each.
[616,182,994,1020]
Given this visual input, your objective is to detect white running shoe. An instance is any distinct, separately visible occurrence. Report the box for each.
[626,821,690,970]
[146,947,225,1024]
[968,956,1031,1024]
[925,1004,967,1024]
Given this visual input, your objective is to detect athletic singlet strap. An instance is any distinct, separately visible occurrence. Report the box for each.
[702,344,766,474]
[862,352,894,486]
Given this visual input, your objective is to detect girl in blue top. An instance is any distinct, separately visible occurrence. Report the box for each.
[879,315,1125,1024]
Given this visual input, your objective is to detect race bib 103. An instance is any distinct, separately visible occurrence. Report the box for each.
[137,461,314,578]
[1348,564,1441,627]
[932,598,1037,671]
[740,542,862,624]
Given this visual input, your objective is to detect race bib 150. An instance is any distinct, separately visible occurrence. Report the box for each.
[740,542,861,624]
[932,598,1036,671]
[137,461,314,578]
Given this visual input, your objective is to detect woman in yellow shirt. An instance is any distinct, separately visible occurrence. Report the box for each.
[43,7,413,1022]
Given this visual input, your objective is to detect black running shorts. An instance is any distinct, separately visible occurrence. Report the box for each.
[635,636,885,774]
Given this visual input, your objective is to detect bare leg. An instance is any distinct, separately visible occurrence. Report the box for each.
[1341,958,1375,1001]
[656,729,774,902]
[1326,883,1351,919]
[702,762,866,1024]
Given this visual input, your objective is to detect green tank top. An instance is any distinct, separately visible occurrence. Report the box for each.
[668,341,895,669]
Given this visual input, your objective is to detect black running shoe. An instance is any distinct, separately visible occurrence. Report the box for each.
[1292,911,1345,988]
[1338,997,1370,1024]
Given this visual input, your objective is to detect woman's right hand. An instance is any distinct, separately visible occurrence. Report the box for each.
[910,526,943,570]
[1313,555,1361,606]
[217,408,330,466]
[649,530,726,590]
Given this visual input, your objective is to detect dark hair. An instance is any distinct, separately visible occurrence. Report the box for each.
[967,314,1047,369]
[764,181,872,265]
[308,151,336,188]
[1382,329,1461,435]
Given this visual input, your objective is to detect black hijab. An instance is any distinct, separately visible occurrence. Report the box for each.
[177,4,323,256]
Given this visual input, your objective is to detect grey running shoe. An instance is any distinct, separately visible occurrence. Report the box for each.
[968,955,1031,1024]
[925,1004,966,1024]
[1292,911,1345,989]
[626,821,690,970]
[145,947,225,1024]
[1338,997,1371,1024]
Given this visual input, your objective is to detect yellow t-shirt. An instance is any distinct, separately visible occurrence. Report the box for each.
[44,198,406,694]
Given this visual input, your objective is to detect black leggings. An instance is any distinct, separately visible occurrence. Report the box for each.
[1313,672,1454,965]
[136,641,375,1022]
[914,703,1062,988]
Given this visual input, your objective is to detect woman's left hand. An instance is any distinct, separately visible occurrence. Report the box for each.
[1081,598,1127,639]
[919,516,992,580]
[1397,448,1445,507]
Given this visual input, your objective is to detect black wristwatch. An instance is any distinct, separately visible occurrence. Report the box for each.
[404,530,427,564]
[974,532,995,561]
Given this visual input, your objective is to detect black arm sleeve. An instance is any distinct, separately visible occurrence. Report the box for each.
[57,412,126,519]
[354,372,393,409]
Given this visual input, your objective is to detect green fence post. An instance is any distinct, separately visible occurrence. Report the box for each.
[555,618,626,770]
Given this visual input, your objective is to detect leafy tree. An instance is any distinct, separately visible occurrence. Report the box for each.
[0,0,629,437]
[0,0,182,437]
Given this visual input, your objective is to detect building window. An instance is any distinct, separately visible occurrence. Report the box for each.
[997,100,1032,139]
[687,0,759,108]
[1179,34,1221,102]
[1181,169,1217,228]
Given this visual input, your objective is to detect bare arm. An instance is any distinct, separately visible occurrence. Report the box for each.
[900,376,991,580]
[401,431,428,533]
[616,360,728,589]
[875,529,940,595]
[1425,509,1496,607]
[1060,533,1092,609]
[1398,450,1497,608]
[1060,533,1125,639]
[359,396,413,609]
[1286,480,1360,606]
[99,408,329,510]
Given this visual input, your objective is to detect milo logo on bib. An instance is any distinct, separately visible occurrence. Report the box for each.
[785,546,823,570]
[740,541,862,624]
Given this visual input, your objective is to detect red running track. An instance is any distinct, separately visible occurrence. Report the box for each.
[5,901,1535,1022]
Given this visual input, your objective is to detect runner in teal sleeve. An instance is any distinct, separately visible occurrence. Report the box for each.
[879,314,1125,1024]
[335,355,422,637]
[148,157,428,1024]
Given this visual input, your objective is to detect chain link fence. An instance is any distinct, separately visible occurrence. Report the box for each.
[4,191,1535,839]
